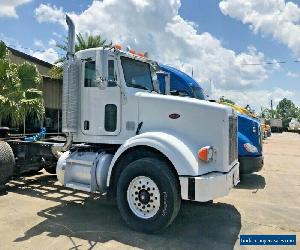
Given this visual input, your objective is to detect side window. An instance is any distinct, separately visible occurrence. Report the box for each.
[108,60,117,87]
[84,61,97,87]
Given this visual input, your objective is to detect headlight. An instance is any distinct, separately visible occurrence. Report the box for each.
[244,143,258,153]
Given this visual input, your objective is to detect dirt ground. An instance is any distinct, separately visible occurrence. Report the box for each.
[0,132,299,250]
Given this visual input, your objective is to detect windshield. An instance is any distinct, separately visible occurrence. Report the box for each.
[121,56,153,91]
[192,86,206,100]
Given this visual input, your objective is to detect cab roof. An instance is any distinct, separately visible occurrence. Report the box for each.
[75,47,152,64]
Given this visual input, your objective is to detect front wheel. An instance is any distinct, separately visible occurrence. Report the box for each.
[117,157,181,233]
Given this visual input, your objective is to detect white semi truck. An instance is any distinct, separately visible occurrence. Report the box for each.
[0,15,239,233]
[270,118,283,133]
[289,119,300,133]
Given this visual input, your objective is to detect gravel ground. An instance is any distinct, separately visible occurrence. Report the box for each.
[0,132,299,250]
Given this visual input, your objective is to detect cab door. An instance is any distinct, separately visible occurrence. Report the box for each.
[81,51,121,136]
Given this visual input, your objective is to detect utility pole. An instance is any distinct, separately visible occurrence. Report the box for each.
[271,99,273,110]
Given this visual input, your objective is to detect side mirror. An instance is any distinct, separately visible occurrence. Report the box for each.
[95,50,108,89]
[151,74,160,93]
[155,71,170,95]
[94,76,107,89]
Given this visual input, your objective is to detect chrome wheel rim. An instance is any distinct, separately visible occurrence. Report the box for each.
[127,176,160,219]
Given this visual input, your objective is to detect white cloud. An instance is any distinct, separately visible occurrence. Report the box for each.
[0,0,31,18]
[53,32,62,38]
[32,48,59,64]
[34,3,65,27]
[48,39,56,47]
[34,39,44,48]
[34,0,271,90]
[287,71,299,78]
[220,0,300,56]
[211,87,295,112]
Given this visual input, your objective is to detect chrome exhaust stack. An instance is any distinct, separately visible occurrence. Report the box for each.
[51,133,73,158]
[66,14,75,60]
[52,15,78,158]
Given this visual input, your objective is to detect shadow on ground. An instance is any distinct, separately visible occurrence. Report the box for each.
[0,185,8,196]
[236,173,266,190]
[7,174,241,250]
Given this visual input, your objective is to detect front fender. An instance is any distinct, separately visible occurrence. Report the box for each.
[106,131,199,187]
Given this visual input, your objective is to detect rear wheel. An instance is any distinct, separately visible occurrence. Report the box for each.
[0,142,15,186]
[117,157,181,233]
[44,165,57,174]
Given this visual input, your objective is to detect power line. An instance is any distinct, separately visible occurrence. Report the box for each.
[242,61,285,66]
[241,60,300,66]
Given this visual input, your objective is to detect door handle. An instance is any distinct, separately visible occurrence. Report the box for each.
[84,120,90,130]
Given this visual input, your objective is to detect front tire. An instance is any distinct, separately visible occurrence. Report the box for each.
[0,142,15,186]
[117,157,181,233]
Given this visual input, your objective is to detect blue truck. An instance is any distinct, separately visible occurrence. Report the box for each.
[157,64,263,174]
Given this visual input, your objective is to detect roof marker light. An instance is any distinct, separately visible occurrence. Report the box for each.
[114,43,122,50]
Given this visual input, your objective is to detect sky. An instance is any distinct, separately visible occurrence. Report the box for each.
[0,0,299,112]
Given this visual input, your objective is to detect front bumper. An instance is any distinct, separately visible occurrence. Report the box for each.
[239,155,264,174]
[179,162,240,202]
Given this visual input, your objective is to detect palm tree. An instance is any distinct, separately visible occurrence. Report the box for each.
[50,33,111,79]
[75,33,111,51]
[0,41,44,132]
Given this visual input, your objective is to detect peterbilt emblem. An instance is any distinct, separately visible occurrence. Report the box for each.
[169,113,180,119]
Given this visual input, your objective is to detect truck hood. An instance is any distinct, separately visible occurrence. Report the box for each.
[136,92,232,113]
[135,92,237,174]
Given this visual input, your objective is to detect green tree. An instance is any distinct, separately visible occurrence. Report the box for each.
[261,108,278,120]
[297,108,300,121]
[276,98,298,129]
[0,41,44,130]
[50,33,111,79]
[220,96,235,105]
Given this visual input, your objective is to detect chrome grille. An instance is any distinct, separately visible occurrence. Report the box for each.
[229,115,238,164]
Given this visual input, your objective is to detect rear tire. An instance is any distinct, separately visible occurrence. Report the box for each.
[44,165,56,174]
[117,157,181,233]
[0,142,15,186]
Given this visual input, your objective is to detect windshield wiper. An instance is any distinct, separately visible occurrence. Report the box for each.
[130,83,150,91]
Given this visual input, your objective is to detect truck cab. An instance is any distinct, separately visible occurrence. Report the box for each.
[157,64,263,174]
[53,15,240,233]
